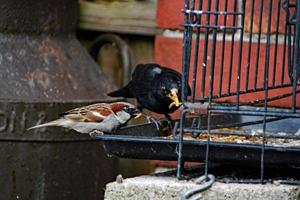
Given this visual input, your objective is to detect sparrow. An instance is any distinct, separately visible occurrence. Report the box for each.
[27,102,142,136]
[107,63,191,122]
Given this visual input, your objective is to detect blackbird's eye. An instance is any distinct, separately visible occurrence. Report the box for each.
[161,86,167,94]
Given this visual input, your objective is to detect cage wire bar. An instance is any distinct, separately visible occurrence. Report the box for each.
[178,0,300,184]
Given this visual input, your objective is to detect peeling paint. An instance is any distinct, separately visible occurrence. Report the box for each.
[5,52,13,62]
[25,69,50,89]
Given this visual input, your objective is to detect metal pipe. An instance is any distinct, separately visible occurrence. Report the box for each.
[292,0,300,111]
[254,0,264,89]
[219,0,229,96]
[227,0,238,94]
[89,33,132,86]
[176,109,189,178]
[236,0,246,110]
[200,0,212,98]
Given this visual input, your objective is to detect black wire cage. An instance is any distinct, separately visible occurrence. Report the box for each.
[178,0,300,183]
[96,0,300,186]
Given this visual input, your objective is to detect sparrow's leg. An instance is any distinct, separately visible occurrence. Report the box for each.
[165,114,174,127]
[89,130,104,137]
[165,114,173,122]
[137,104,161,130]
[144,114,161,130]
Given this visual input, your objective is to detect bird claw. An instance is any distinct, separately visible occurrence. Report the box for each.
[171,121,179,137]
[145,115,161,130]
[89,130,104,137]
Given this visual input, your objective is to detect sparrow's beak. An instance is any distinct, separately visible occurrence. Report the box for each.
[130,108,143,119]
[133,112,143,119]
[167,88,182,109]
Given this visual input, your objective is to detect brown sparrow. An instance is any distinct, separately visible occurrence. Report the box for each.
[27,102,142,136]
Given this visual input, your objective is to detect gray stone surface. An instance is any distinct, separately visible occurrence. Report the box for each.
[105,175,300,200]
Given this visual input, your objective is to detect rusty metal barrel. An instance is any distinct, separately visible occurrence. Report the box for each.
[0,0,118,199]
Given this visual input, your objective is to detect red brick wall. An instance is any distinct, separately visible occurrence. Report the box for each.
[155,0,300,108]
[244,0,287,34]
[157,0,237,30]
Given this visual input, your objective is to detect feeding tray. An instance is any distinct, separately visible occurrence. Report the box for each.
[94,115,300,170]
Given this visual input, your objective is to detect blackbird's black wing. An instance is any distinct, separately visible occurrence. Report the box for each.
[160,66,182,78]
[131,64,191,97]
[130,63,165,95]
[107,64,162,98]
[107,83,135,98]
[108,63,191,98]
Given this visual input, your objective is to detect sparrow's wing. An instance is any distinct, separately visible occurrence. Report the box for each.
[61,103,114,122]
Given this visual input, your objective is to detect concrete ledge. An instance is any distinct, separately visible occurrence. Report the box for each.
[105,175,300,200]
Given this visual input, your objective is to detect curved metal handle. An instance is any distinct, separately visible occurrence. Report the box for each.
[89,33,132,86]
[181,174,215,200]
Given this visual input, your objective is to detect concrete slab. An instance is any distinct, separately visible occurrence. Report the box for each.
[105,175,300,200]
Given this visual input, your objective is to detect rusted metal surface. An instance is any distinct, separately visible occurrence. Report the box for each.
[0,101,119,200]
[0,0,118,199]
[0,0,116,101]
[0,139,117,200]
[0,0,75,33]
[0,32,116,101]
[0,101,109,140]
[184,102,209,115]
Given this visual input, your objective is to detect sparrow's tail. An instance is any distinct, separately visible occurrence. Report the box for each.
[27,118,66,131]
[107,83,134,98]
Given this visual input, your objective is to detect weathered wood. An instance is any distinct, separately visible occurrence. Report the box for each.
[78,0,160,35]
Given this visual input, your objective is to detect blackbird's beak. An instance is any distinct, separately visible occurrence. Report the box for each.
[167,88,182,108]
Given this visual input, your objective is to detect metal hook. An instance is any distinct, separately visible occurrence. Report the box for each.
[181,174,215,200]
[89,33,132,86]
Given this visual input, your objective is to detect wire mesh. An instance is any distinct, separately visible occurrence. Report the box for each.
[179,0,300,183]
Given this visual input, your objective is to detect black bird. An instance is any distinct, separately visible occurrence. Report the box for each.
[107,63,191,122]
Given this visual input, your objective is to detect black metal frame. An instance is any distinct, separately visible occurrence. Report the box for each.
[179,0,300,183]
[93,0,300,185]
